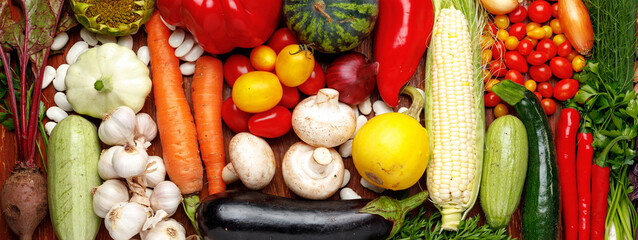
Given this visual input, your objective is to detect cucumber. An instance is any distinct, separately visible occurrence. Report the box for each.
[480,115,528,229]
[47,115,102,239]
[491,80,559,239]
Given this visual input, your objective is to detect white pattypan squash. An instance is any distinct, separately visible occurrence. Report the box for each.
[65,43,152,118]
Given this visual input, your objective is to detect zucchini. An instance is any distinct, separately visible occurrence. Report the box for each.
[491,80,559,239]
[196,190,428,240]
[480,115,528,229]
[47,115,102,239]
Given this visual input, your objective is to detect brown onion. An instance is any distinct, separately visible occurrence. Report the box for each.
[559,0,594,56]
[326,52,378,105]
[479,0,518,15]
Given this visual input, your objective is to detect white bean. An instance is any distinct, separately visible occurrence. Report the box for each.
[80,28,98,46]
[137,46,150,65]
[339,188,361,200]
[183,44,205,62]
[360,178,384,193]
[352,115,367,138]
[180,62,196,76]
[53,64,69,91]
[160,16,177,31]
[44,122,57,135]
[175,35,194,58]
[340,170,351,188]
[117,35,134,49]
[169,29,186,48]
[357,97,372,115]
[54,92,73,112]
[96,34,116,44]
[397,107,409,113]
[46,106,68,123]
[339,139,353,158]
[50,32,69,51]
[372,100,393,115]
[65,41,88,64]
[41,65,56,89]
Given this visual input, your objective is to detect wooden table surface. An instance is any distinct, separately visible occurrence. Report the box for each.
[0,10,564,240]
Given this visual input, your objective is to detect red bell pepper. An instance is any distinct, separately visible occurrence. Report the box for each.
[556,108,580,240]
[373,0,434,107]
[157,0,281,54]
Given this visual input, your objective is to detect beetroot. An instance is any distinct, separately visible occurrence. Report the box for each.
[1,166,47,240]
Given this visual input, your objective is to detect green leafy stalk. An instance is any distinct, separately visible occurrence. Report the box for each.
[359,191,429,239]
[183,195,201,237]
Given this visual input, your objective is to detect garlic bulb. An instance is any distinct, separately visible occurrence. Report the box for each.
[92,180,129,218]
[99,106,137,146]
[143,209,168,231]
[150,181,182,216]
[145,156,166,188]
[112,142,148,178]
[99,146,123,180]
[141,218,186,240]
[135,113,158,142]
[105,202,147,240]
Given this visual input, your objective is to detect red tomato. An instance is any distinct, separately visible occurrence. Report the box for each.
[529,64,552,82]
[550,57,573,79]
[504,70,525,85]
[221,98,253,133]
[536,39,557,58]
[552,3,559,18]
[224,54,255,86]
[486,22,498,36]
[517,39,534,56]
[553,78,579,101]
[278,86,300,109]
[509,6,528,23]
[267,28,299,54]
[248,106,292,138]
[297,62,326,95]
[537,82,554,98]
[492,40,506,60]
[504,51,528,73]
[529,0,552,23]
[484,92,501,107]
[527,51,550,65]
[541,98,556,115]
[557,41,572,57]
[533,92,543,100]
[508,23,527,40]
[489,61,507,77]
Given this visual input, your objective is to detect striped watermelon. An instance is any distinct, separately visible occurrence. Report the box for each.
[283,0,379,54]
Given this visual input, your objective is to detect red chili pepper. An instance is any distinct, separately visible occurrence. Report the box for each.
[576,132,593,240]
[373,0,434,107]
[157,0,281,54]
[556,108,580,240]
[591,164,610,240]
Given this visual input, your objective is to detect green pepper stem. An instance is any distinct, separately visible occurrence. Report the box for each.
[400,86,425,122]
[359,190,429,240]
[183,195,201,237]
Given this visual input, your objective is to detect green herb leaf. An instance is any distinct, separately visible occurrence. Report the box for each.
[2,118,14,131]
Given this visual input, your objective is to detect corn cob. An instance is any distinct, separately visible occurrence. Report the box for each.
[424,0,485,231]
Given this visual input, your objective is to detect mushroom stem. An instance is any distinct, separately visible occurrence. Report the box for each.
[222,163,239,184]
[305,147,335,178]
[314,88,340,113]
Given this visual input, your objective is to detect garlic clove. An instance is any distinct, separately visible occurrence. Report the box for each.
[143,209,168,231]
[92,180,129,218]
[150,181,182,217]
[112,142,148,178]
[99,146,122,180]
[135,113,158,143]
[141,218,186,240]
[144,156,166,188]
[105,202,147,240]
[145,188,153,199]
[98,106,137,146]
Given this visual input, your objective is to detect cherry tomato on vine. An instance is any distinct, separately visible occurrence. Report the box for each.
[250,45,277,71]
[508,5,527,23]
[508,23,527,40]
[550,57,573,79]
[541,98,556,115]
[492,40,506,60]
[517,39,534,56]
[529,64,552,82]
[489,61,507,77]
[278,86,300,109]
[572,55,586,72]
[504,51,528,73]
[537,39,557,58]
[248,106,292,138]
[486,22,498,36]
[557,41,572,57]
[298,62,326,95]
[553,78,579,101]
[527,51,550,65]
[494,103,509,118]
[484,92,501,107]
[267,28,299,54]
[224,54,254,86]
[529,0,552,23]
[504,70,525,85]
[221,98,253,133]
[537,82,554,98]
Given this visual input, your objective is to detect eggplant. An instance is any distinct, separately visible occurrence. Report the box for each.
[195,190,428,240]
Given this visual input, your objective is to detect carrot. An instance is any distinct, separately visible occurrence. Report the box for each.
[146,12,203,195]
[191,56,226,195]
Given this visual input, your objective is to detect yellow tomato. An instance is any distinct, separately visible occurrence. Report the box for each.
[275,44,315,87]
[250,45,277,71]
[504,36,519,50]
[232,71,282,113]
[494,15,510,29]
[553,34,567,45]
[496,29,509,42]
[481,49,493,65]
[572,55,586,72]
[494,103,509,118]
[542,25,553,39]
[525,80,537,92]
[527,28,546,40]
[550,19,563,34]
[352,113,429,190]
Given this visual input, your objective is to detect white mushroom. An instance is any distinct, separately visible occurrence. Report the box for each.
[282,142,344,200]
[222,132,276,190]
[292,88,356,148]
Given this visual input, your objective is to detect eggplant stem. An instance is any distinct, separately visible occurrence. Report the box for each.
[359,190,429,239]
[400,86,425,122]
[183,195,202,237]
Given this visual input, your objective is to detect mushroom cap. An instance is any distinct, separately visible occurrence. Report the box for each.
[282,142,344,200]
[229,132,276,190]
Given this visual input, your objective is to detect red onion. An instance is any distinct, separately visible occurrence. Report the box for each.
[326,52,378,105]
